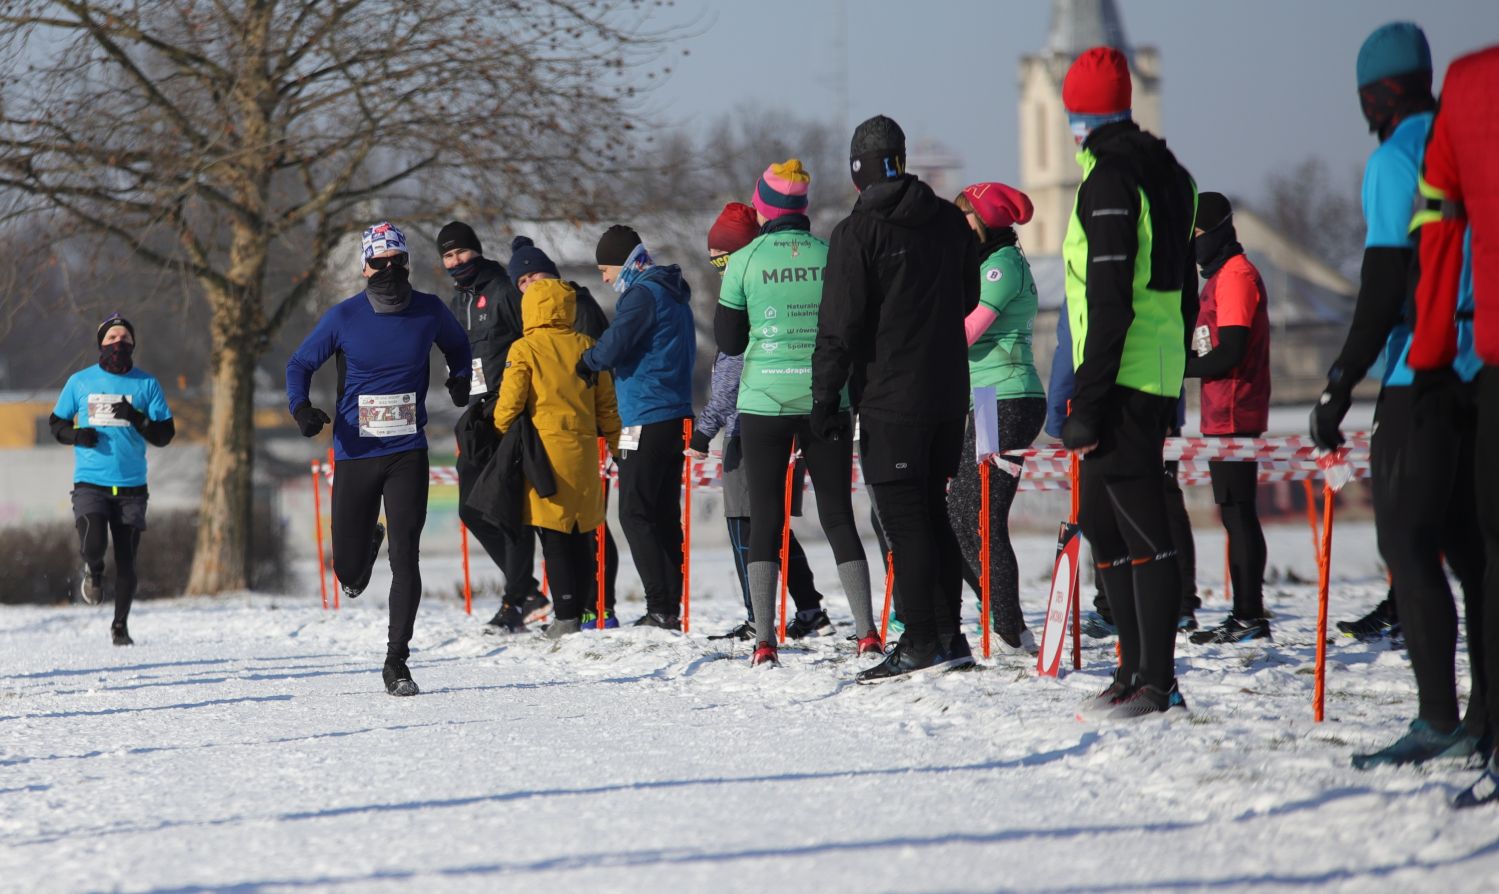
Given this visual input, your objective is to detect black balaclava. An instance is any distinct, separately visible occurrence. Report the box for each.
[1193,191,1243,279]
[100,340,134,374]
[1359,71,1435,143]
[366,260,413,314]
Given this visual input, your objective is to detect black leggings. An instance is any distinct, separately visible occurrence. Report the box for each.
[332,449,429,661]
[615,418,686,616]
[457,434,538,604]
[77,514,141,627]
[1092,464,1198,620]
[947,399,1046,636]
[727,517,822,619]
[1209,459,1268,621]
[1476,367,1499,739]
[537,526,596,621]
[739,414,864,566]
[1374,383,1487,734]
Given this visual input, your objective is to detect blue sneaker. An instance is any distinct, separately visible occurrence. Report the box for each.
[578,609,619,630]
[1352,719,1479,770]
[886,616,905,636]
[1455,758,1499,809]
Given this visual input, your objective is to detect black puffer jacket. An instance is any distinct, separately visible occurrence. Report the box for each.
[449,259,525,402]
[812,175,979,425]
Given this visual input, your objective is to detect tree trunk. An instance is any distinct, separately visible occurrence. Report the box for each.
[184,291,260,595]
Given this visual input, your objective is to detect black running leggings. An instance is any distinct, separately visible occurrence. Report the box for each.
[536,526,596,622]
[77,514,141,627]
[739,413,865,566]
[1209,458,1268,621]
[1475,367,1499,740]
[332,449,429,661]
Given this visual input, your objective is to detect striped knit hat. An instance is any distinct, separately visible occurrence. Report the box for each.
[753,159,811,221]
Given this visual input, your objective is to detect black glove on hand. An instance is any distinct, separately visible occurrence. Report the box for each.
[575,357,598,388]
[110,399,146,428]
[293,402,332,438]
[1309,386,1351,451]
[689,427,712,454]
[73,428,100,448]
[445,374,470,408]
[1060,414,1099,451]
[810,399,852,442]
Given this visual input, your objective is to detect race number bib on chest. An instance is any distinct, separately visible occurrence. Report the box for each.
[86,394,131,427]
[469,358,487,396]
[358,393,418,438]
[1192,325,1213,357]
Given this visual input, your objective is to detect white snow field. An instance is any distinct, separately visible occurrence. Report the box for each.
[4,522,1498,894]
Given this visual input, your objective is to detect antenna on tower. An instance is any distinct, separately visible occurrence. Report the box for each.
[833,0,849,134]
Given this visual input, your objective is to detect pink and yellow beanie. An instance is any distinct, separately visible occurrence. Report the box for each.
[753,158,811,221]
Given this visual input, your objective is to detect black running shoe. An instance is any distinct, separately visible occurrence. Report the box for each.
[785,609,836,639]
[483,602,527,634]
[80,566,103,606]
[1337,603,1398,642]
[1105,680,1188,720]
[1455,758,1499,809]
[382,658,419,697]
[632,612,681,631]
[942,632,977,670]
[1080,612,1117,639]
[856,637,943,684]
[1177,612,1199,633]
[342,523,386,599]
[1078,670,1136,719]
[110,622,133,647]
[1189,615,1272,645]
[709,621,755,641]
[519,590,551,623]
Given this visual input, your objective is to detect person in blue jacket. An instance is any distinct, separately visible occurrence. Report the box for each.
[1048,310,1200,635]
[50,313,175,646]
[286,221,471,696]
[578,225,696,628]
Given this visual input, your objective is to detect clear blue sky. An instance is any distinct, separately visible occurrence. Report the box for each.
[642,0,1494,205]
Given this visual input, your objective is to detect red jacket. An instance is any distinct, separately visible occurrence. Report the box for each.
[1410,45,1499,369]
[1194,254,1270,435]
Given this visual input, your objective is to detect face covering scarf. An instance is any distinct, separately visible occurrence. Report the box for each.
[366,264,413,314]
[100,341,134,374]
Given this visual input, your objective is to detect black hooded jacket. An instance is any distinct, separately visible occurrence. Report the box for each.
[449,258,525,401]
[812,175,979,425]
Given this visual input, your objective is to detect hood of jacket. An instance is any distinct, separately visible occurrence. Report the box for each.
[633,263,692,305]
[852,174,944,229]
[521,278,577,334]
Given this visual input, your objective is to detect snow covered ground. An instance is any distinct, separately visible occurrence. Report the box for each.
[4,522,1498,893]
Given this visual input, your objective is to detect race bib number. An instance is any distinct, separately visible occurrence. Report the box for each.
[618,425,642,453]
[469,358,487,396]
[1192,325,1213,357]
[86,394,131,427]
[358,393,418,438]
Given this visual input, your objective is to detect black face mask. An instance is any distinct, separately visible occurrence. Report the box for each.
[366,264,413,314]
[100,341,134,374]
[1194,221,1244,279]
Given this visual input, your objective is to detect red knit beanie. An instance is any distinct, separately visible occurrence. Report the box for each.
[960,182,1034,230]
[1062,47,1132,115]
[708,202,759,254]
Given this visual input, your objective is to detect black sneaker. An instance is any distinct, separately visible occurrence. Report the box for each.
[633,612,682,631]
[342,523,386,600]
[1077,670,1136,719]
[483,602,527,634]
[382,658,419,697]
[80,566,103,606]
[709,621,755,641]
[520,591,551,623]
[110,622,133,647]
[786,609,836,639]
[1351,719,1480,770]
[1337,603,1398,642]
[856,637,942,684]
[941,632,978,670]
[1189,615,1272,645]
[1177,612,1199,633]
[1455,758,1499,809]
[1105,679,1188,720]
[1080,611,1117,639]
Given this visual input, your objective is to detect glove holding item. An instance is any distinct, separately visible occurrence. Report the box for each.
[292,401,332,438]
[1060,413,1100,453]
[110,399,147,429]
[73,428,100,448]
[688,425,712,457]
[445,375,470,408]
[810,398,852,442]
[575,357,598,388]
[1309,369,1353,451]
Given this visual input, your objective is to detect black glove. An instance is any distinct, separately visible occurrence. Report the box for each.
[1060,413,1099,451]
[445,374,470,408]
[689,427,712,454]
[73,428,100,448]
[1308,386,1351,451]
[810,399,852,442]
[110,399,146,428]
[292,402,332,438]
[575,357,598,388]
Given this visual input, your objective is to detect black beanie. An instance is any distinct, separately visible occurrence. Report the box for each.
[1195,192,1233,232]
[595,225,642,266]
[97,312,135,345]
[509,235,560,280]
[850,115,907,190]
[436,221,482,256]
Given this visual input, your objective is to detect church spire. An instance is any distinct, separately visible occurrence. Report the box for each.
[1045,0,1130,58]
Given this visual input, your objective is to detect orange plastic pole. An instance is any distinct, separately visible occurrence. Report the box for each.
[1069,450,1081,670]
[311,460,329,610]
[681,419,693,633]
[979,459,992,660]
[880,550,894,643]
[597,437,608,629]
[459,521,473,616]
[328,447,340,610]
[777,440,796,644]
[1313,484,1336,722]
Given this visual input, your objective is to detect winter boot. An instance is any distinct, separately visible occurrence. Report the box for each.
[1189,615,1272,645]
[1352,719,1480,770]
[382,658,419,697]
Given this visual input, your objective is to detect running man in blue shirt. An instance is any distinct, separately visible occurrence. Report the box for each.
[286,221,471,696]
[50,313,175,646]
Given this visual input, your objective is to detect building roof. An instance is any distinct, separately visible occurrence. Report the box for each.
[1046,0,1130,58]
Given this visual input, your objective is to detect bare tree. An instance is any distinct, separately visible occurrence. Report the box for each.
[1259,157,1364,277]
[0,1,671,593]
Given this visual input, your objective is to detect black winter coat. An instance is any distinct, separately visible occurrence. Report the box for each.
[463,413,555,539]
[812,175,979,426]
[449,259,525,402]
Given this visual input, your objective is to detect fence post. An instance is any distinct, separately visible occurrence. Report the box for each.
[979,459,991,660]
[880,550,894,644]
[1313,484,1336,722]
[328,447,340,610]
[681,419,693,633]
[1070,451,1081,670]
[311,460,329,610]
[597,437,608,629]
[777,440,796,644]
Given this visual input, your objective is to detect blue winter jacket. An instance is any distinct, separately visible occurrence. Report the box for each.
[582,264,696,426]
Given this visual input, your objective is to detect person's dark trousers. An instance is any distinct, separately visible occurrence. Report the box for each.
[727,517,822,619]
[1375,381,1488,736]
[1092,465,1194,624]
[615,417,687,617]
[72,486,147,627]
[863,417,965,644]
[1476,367,1499,739]
[536,526,596,621]
[1208,459,1267,621]
[1076,387,1182,690]
[456,433,538,607]
[332,449,429,661]
[739,414,865,565]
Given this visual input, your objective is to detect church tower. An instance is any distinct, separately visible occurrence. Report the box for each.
[1017,0,1161,255]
